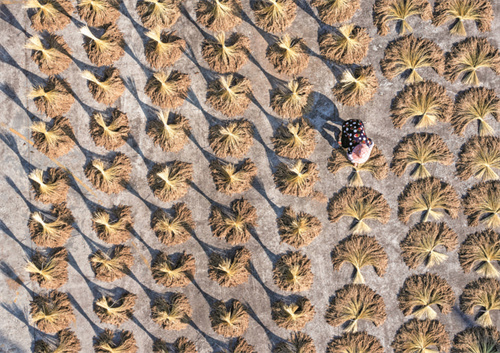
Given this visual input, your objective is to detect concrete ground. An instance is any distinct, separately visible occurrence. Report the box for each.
[1,0,500,352]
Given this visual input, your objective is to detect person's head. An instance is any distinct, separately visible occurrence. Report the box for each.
[351,142,372,164]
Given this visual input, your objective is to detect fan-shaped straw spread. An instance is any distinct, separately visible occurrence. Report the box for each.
[327,331,383,353]
[29,76,74,118]
[29,203,74,247]
[209,198,257,244]
[327,186,390,235]
[85,153,132,194]
[34,329,81,353]
[397,177,460,224]
[210,159,257,195]
[31,116,75,158]
[332,65,379,106]
[433,0,493,36]
[391,133,454,179]
[380,34,444,83]
[82,67,125,106]
[266,35,309,76]
[89,245,134,282]
[201,32,250,73]
[327,145,388,186]
[273,118,316,159]
[459,229,500,278]
[390,80,453,128]
[319,24,371,64]
[29,168,69,204]
[152,203,194,246]
[452,326,500,353]
[151,251,195,288]
[26,247,68,289]
[460,278,500,327]
[277,206,322,248]
[145,71,191,109]
[81,24,124,66]
[90,109,130,150]
[92,205,133,244]
[208,246,251,287]
[310,0,360,25]
[210,299,249,337]
[147,110,191,152]
[252,0,297,33]
[270,78,314,119]
[271,296,315,331]
[457,136,500,181]
[391,319,450,353]
[463,181,500,229]
[196,0,242,32]
[325,284,387,332]
[373,0,432,36]
[136,0,181,29]
[94,291,137,326]
[206,74,252,117]
[273,160,322,199]
[30,291,75,333]
[77,0,121,26]
[209,119,254,158]
[93,329,137,353]
[153,337,197,353]
[151,292,192,330]
[26,34,72,75]
[147,161,193,202]
[273,251,314,292]
[145,30,186,69]
[273,332,316,353]
[400,222,458,269]
[25,0,74,32]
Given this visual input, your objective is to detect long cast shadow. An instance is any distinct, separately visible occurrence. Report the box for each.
[0,83,36,119]
[189,320,226,352]
[0,46,44,87]
[0,5,29,36]
[0,133,36,177]
[245,302,282,347]
[66,292,101,335]
[0,219,31,255]
[0,261,34,297]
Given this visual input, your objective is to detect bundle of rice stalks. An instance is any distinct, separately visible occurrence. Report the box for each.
[206,74,252,117]
[331,234,388,284]
[80,25,124,67]
[29,203,74,247]
[136,0,181,29]
[390,81,453,128]
[145,29,185,69]
[30,291,75,333]
[266,35,309,77]
[153,337,197,353]
[196,0,242,32]
[451,87,500,136]
[26,247,68,289]
[94,292,136,326]
[310,0,359,25]
[151,292,192,330]
[277,206,321,248]
[271,296,315,331]
[77,0,120,26]
[380,35,444,83]
[457,136,500,181]
[90,109,130,150]
[85,153,132,194]
[201,32,250,73]
[29,76,74,118]
[29,168,69,204]
[273,118,316,160]
[25,0,74,32]
[270,78,314,120]
[273,251,313,292]
[397,177,460,224]
[147,110,191,152]
[459,229,500,277]
[151,251,195,288]
[82,68,124,106]
[209,119,254,158]
[273,332,316,353]
[327,187,390,235]
[31,116,75,159]
[318,25,371,64]
[26,34,72,75]
[209,299,248,337]
[94,329,137,353]
[327,145,388,186]
[273,160,321,199]
[34,329,81,353]
[89,245,134,282]
[209,198,257,244]
[225,337,255,353]
[152,203,194,246]
[433,0,493,36]
[400,222,458,269]
[391,133,454,179]
[145,71,191,109]
[92,205,133,244]
[210,159,257,195]
[463,181,500,229]
[391,319,450,353]
[373,0,432,36]
[208,246,251,287]
[326,332,384,353]
[147,161,193,202]
[398,273,455,320]
[332,65,379,106]
[445,37,500,85]
[452,326,500,353]
[460,278,500,327]
[252,0,297,33]
[325,284,386,332]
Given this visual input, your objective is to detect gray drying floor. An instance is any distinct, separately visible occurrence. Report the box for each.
[1,0,500,352]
